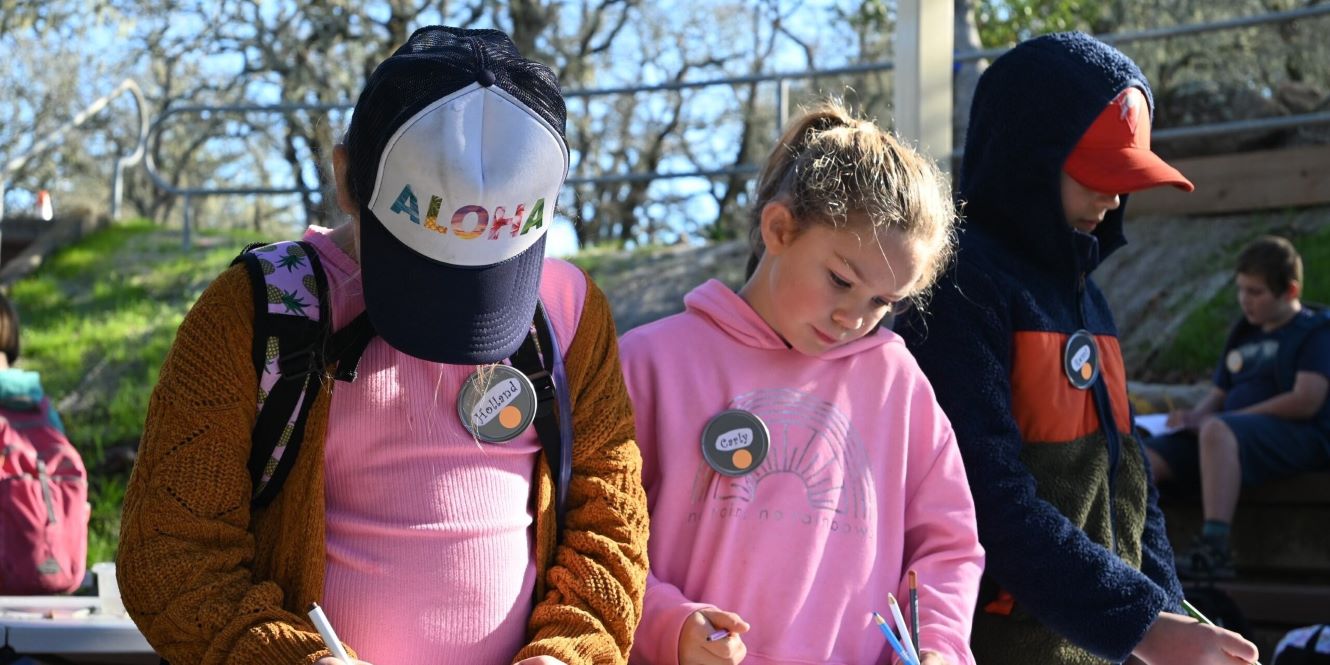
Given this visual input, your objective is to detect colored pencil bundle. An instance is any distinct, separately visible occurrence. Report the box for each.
[872,611,919,665]
[873,570,923,665]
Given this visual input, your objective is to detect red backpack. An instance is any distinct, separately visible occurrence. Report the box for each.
[0,397,88,594]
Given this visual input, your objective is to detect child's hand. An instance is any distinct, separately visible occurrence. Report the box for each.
[1165,409,1189,429]
[918,650,951,665]
[1133,611,1259,665]
[1168,409,1218,433]
[678,608,750,665]
[1168,408,1210,431]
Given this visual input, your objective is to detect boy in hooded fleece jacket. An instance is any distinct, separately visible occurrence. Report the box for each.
[897,32,1258,665]
[621,101,983,665]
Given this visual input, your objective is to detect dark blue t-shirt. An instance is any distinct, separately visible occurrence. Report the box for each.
[1215,309,1330,428]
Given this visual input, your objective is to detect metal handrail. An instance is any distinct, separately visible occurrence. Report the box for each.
[953,4,1330,63]
[139,5,1330,226]
[140,102,347,197]
[141,102,349,247]
[0,79,149,222]
[582,110,1330,185]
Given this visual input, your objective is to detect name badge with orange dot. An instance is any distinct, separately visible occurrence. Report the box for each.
[456,364,537,443]
[1063,329,1101,390]
[701,409,769,477]
[1226,348,1244,374]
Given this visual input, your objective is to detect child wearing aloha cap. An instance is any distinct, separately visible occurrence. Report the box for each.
[118,26,648,665]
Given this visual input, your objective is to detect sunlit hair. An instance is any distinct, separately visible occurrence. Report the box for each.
[1236,235,1302,296]
[745,100,957,309]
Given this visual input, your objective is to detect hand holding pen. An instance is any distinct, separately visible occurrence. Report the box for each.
[309,602,375,665]
[679,607,750,665]
[1131,607,1259,665]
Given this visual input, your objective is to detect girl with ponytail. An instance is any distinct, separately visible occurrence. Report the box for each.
[620,100,982,665]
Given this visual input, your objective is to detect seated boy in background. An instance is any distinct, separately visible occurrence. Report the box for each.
[1146,235,1330,579]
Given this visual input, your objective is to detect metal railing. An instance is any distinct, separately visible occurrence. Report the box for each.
[140,5,1330,244]
[1,79,149,223]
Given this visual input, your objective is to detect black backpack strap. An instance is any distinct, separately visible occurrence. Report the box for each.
[232,240,331,508]
[329,312,376,383]
[509,301,573,535]
[536,302,574,532]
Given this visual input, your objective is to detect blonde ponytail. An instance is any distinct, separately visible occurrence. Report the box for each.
[744,99,957,304]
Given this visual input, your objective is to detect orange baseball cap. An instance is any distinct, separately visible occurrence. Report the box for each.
[1063,87,1194,194]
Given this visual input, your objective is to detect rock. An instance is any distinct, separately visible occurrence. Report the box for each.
[589,240,748,333]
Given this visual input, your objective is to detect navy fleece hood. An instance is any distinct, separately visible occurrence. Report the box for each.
[960,32,1156,276]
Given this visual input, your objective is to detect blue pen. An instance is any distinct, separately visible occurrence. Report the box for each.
[872,611,920,665]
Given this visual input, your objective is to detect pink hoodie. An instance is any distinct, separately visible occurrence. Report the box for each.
[620,280,983,665]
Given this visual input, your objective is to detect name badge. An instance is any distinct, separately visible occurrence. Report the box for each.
[456,364,537,443]
[701,409,770,476]
[1063,329,1101,390]
[1226,348,1244,373]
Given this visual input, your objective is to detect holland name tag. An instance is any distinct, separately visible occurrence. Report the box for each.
[456,364,537,443]
[701,409,770,477]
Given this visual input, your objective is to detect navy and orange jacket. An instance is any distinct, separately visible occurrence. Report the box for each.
[898,32,1184,665]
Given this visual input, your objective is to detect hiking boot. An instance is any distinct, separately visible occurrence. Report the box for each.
[1175,537,1236,581]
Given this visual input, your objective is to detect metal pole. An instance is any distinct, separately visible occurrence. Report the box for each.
[895,0,954,164]
[111,81,149,220]
[111,165,123,221]
[182,194,192,250]
[1153,111,1330,141]
[775,78,789,135]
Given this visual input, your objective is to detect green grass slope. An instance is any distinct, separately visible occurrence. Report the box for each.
[11,219,262,564]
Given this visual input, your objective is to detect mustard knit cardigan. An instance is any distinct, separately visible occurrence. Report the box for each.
[118,264,649,665]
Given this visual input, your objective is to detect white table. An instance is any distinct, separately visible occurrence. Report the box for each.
[1,596,156,664]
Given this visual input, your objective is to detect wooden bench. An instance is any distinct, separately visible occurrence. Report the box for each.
[1161,471,1330,657]
[1162,471,1330,578]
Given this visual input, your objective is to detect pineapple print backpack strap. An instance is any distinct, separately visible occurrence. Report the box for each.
[231,240,331,508]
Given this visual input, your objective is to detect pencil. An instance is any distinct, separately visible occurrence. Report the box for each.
[908,570,920,654]
[702,615,730,642]
[888,594,921,665]
[307,602,354,663]
[872,611,920,665]
[1180,598,1210,624]
[1181,599,1262,665]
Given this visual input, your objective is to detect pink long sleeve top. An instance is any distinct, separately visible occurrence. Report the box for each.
[309,227,586,664]
[619,280,984,665]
